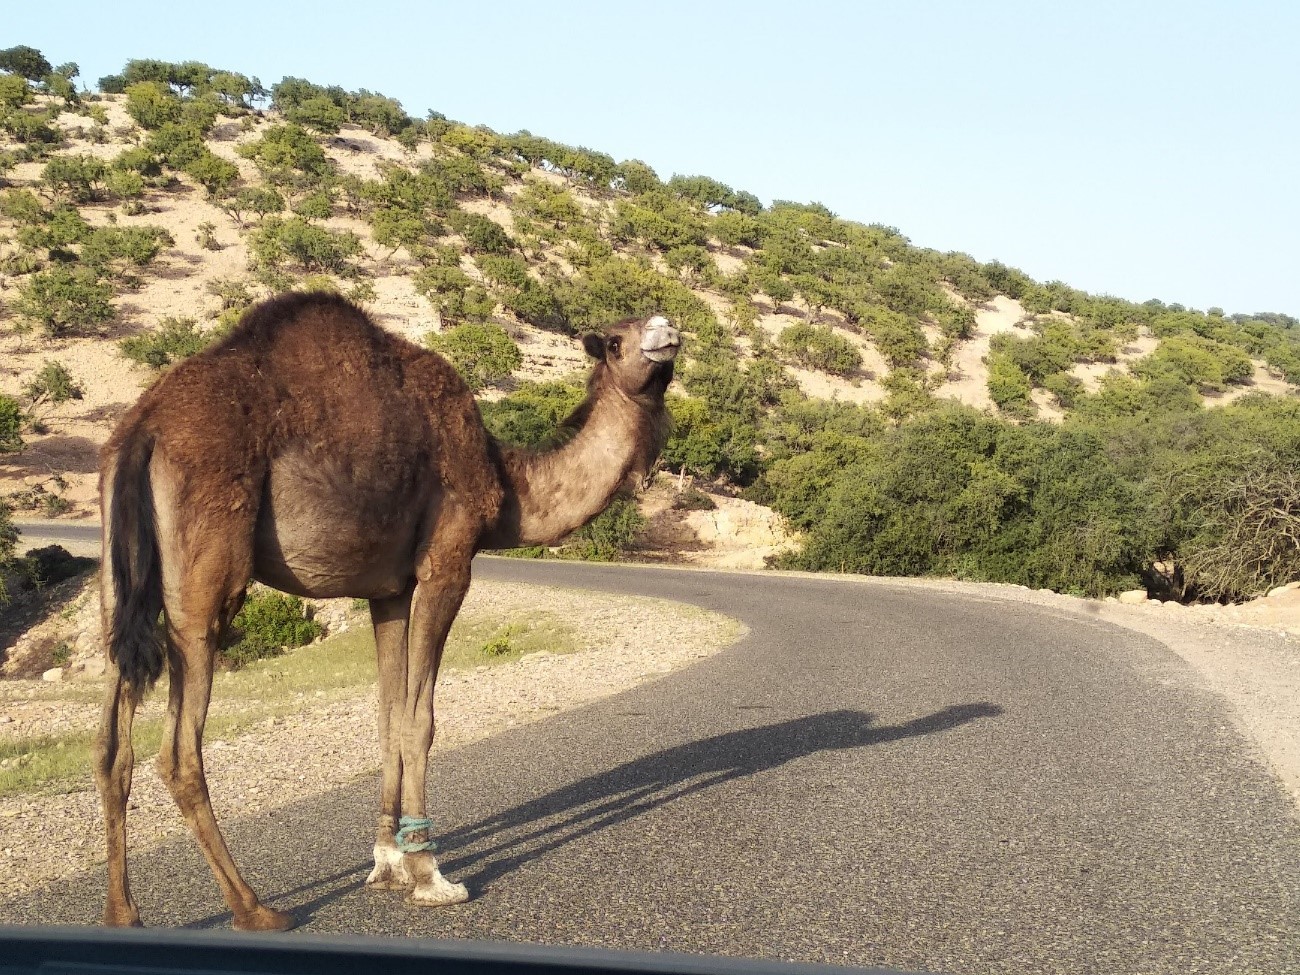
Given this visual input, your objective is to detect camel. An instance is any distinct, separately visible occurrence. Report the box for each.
[93,291,680,931]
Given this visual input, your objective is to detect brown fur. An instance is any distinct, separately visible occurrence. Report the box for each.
[93,292,677,929]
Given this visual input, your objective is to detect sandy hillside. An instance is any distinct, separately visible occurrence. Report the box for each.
[2,94,1297,539]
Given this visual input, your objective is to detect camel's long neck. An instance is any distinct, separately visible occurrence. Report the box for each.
[485,388,659,549]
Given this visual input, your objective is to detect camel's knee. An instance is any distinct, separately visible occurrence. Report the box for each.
[93,738,132,798]
[156,747,207,810]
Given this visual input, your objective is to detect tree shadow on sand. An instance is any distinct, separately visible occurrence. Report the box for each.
[219,703,1002,927]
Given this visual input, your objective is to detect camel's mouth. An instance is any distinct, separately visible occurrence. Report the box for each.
[641,316,681,363]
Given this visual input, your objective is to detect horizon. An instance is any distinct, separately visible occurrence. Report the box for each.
[6,0,1298,318]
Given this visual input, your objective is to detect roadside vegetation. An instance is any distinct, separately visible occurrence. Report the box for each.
[0,600,575,797]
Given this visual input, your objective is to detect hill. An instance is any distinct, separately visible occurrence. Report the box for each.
[1,54,1299,601]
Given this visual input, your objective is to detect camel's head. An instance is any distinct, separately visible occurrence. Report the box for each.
[582,315,681,399]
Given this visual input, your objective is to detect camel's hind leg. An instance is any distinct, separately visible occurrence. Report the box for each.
[154,526,292,931]
[94,663,143,927]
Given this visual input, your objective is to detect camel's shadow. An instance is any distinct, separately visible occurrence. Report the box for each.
[189,703,1002,927]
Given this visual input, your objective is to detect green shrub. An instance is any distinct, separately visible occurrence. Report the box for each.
[562,496,646,561]
[237,123,331,185]
[41,155,107,202]
[0,74,30,111]
[477,254,531,289]
[221,590,322,668]
[248,216,361,272]
[183,151,240,196]
[1132,337,1253,391]
[81,225,174,273]
[0,396,23,453]
[104,169,145,200]
[120,317,217,368]
[1,109,58,144]
[672,487,717,511]
[447,209,514,254]
[987,353,1035,417]
[221,186,285,226]
[481,626,515,657]
[425,321,521,391]
[15,267,116,337]
[479,380,586,448]
[23,360,83,411]
[777,322,861,376]
[412,263,494,324]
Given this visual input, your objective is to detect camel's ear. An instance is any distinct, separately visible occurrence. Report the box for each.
[582,333,606,359]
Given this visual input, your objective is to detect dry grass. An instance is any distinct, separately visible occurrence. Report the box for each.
[0,607,576,798]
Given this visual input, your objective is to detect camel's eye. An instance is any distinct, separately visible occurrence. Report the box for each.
[607,336,622,357]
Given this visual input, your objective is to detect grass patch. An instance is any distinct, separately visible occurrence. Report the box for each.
[0,608,575,798]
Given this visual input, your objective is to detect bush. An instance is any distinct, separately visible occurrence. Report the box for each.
[412,263,494,324]
[184,151,240,196]
[248,216,361,272]
[41,155,107,202]
[221,186,285,226]
[777,322,862,376]
[124,81,182,129]
[1132,337,1253,391]
[81,225,174,273]
[561,496,646,561]
[120,317,217,368]
[477,254,531,290]
[987,353,1034,417]
[1170,462,1300,601]
[23,361,83,412]
[221,589,322,668]
[672,487,717,511]
[0,109,58,144]
[447,209,514,254]
[0,74,31,111]
[237,123,331,185]
[15,267,116,337]
[0,396,23,453]
[425,321,521,391]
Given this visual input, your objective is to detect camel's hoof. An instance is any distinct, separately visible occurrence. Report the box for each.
[367,846,413,890]
[409,875,469,907]
[232,906,296,932]
[102,906,143,928]
[365,863,414,890]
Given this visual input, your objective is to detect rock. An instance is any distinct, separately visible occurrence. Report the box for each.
[1118,590,1149,605]
[1266,583,1299,598]
[41,667,64,683]
[81,656,106,678]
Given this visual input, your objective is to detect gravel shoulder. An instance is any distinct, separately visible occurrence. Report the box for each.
[0,577,745,900]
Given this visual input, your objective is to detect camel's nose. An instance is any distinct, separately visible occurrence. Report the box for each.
[641,315,681,363]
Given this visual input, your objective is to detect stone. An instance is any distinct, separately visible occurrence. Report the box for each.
[41,667,64,683]
[81,656,106,678]
[1118,590,1149,605]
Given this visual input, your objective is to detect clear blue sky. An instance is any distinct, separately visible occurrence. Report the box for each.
[8,0,1298,316]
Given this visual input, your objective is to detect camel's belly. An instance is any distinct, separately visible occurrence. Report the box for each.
[252,451,428,599]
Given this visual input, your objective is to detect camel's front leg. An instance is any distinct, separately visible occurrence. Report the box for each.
[366,585,414,891]
[396,544,473,906]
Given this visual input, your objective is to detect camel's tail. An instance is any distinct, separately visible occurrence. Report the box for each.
[104,428,164,691]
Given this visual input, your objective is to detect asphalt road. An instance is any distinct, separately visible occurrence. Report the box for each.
[11,519,100,557]
[3,551,1299,974]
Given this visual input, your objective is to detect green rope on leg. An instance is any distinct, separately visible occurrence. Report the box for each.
[396,815,436,853]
